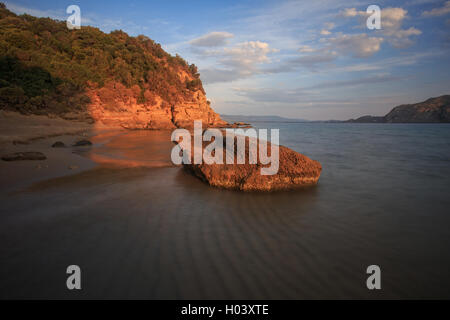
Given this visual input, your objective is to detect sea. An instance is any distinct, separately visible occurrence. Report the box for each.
[1,122,450,299]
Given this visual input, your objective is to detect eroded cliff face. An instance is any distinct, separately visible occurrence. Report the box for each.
[85,81,228,129]
[171,90,225,128]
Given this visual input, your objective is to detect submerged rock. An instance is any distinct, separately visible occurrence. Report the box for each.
[73,140,92,146]
[2,152,47,161]
[51,141,65,148]
[178,133,321,191]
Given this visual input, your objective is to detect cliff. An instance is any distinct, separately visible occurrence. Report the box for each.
[85,81,226,129]
[0,3,227,129]
[347,95,450,123]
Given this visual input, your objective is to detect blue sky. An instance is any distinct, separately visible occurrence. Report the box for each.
[4,0,450,120]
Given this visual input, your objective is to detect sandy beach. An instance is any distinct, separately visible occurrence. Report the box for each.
[0,111,175,193]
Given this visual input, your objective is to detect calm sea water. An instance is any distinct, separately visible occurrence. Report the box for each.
[1,123,450,299]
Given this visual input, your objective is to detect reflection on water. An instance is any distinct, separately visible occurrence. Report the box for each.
[86,130,175,168]
[1,123,450,299]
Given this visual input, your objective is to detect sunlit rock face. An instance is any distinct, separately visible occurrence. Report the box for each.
[86,82,227,130]
[171,91,228,129]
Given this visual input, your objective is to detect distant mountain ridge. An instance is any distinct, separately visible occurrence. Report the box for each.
[221,114,309,123]
[348,95,450,123]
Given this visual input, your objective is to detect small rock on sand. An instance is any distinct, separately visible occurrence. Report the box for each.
[2,152,47,161]
[52,141,65,148]
[73,140,92,146]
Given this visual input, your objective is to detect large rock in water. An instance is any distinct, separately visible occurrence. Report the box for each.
[179,134,322,191]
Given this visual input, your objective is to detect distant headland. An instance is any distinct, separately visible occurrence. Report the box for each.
[347,95,450,123]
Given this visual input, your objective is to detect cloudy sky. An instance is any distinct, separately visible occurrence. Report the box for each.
[5,0,450,120]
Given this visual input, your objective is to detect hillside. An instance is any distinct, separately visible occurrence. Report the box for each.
[384,95,450,123]
[348,95,450,123]
[0,3,226,129]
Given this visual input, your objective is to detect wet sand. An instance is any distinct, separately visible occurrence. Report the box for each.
[0,112,175,192]
[0,111,92,146]
[88,130,175,168]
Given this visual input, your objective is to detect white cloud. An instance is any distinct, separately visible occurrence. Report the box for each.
[385,27,422,47]
[231,73,402,104]
[197,41,278,83]
[298,45,316,53]
[221,41,278,69]
[381,8,422,48]
[341,7,421,48]
[341,8,360,17]
[292,48,338,69]
[189,31,234,47]
[324,22,336,30]
[422,1,450,17]
[342,7,408,29]
[333,50,442,72]
[320,22,335,36]
[381,7,408,29]
[267,33,382,72]
[329,33,383,58]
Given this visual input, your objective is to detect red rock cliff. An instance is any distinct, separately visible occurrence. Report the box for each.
[86,80,227,130]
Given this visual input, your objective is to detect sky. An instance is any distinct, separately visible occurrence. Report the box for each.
[4,0,450,120]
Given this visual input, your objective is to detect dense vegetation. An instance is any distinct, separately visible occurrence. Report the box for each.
[0,3,203,115]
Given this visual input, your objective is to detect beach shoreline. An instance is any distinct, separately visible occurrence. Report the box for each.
[0,111,176,193]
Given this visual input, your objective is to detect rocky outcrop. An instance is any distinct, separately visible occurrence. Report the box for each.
[179,134,322,191]
[347,95,450,123]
